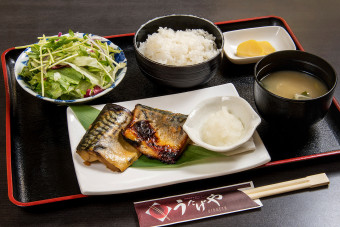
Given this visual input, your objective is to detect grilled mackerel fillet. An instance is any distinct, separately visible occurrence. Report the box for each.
[76,104,140,172]
[122,104,189,164]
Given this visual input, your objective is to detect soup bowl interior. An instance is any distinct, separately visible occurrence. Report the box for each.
[254,50,337,127]
[133,15,224,88]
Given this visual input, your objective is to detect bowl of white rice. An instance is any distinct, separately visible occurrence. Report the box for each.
[134,15,224,88]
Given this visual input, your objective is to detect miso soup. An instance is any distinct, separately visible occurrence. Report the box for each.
[260,70,328,100]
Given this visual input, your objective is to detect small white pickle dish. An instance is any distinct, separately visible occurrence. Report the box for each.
[223,26,296,64]
[183,96,261,153]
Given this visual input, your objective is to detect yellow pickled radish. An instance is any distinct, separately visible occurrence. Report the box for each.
[258,41,276,55]
[236,40,275,57]
[236,40,264,57]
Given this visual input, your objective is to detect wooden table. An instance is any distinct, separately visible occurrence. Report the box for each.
[1,0,340,226]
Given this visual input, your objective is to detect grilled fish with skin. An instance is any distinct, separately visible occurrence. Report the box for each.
[122,104,189,164]
[76,104,140,172]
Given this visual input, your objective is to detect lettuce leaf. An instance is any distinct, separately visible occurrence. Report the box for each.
[65,62,101,85]
[44,67,90,99]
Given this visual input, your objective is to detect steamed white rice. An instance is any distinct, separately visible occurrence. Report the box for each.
[138,27,219,66]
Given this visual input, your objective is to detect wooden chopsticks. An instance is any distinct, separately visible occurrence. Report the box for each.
[243,173,330,200]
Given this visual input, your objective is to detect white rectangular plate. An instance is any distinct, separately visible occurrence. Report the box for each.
[67,83,271,195]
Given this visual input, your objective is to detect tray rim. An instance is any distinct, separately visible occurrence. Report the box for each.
[2,15,340,207]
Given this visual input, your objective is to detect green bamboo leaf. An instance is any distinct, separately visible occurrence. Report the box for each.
[69,105,100,129]
[70,105,226,168]
[131,144,225,168]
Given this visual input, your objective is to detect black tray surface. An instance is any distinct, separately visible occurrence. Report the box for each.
[4,17,340,204]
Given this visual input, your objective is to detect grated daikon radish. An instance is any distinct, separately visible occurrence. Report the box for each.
[200,106,244,147]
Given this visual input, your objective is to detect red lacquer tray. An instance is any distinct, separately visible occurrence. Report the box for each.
[2,16,340,206]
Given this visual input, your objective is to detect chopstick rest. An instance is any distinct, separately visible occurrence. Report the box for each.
[243,173,330,200]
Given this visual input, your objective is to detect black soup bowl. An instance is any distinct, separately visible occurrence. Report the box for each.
[254,50,337,128]
[133,15,224,88]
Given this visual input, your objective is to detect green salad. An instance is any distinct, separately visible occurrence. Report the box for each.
[16,30,126,100]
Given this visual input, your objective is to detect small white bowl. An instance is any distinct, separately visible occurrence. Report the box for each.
[183,96,261,152]
[223,26,296,64]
